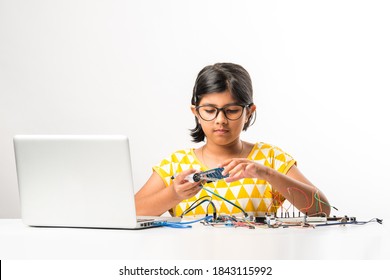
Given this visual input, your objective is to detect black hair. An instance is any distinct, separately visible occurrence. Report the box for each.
[190,62,255,143]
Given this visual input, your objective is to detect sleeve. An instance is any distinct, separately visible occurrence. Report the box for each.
[152,156,175,187]
[271,146,296,175]
[268,145,296,207]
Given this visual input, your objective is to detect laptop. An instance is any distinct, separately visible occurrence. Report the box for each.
[13,135,180,229]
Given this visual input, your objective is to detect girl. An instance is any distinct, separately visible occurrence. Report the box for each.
[135,63,331,218]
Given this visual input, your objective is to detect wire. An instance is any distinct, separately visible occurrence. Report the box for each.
[286,186,311,214]
[181,197,217,220]
[171,173,247,218]
[156,216,213,228]
[314,192,339,211]
[282,186,339,217]
[200,185,248,217]
[269,190,287,214]
[181,196,212,216]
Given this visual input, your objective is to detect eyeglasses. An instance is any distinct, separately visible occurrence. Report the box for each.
[195,104,250,121]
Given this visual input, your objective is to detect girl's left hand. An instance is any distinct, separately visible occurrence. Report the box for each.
[219,158,269,182]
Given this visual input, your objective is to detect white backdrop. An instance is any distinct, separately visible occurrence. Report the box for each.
[1,0,389,219]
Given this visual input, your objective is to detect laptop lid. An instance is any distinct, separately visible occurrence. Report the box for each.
[13,135,177,229]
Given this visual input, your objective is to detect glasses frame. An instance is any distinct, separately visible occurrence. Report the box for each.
[195,103,252,121]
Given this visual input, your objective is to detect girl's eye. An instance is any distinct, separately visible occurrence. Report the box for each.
[226,109,239,114]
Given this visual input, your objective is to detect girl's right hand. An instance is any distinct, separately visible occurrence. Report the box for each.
[171,169,202,200]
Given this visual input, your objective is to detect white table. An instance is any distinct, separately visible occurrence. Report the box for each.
[0,219,388,259]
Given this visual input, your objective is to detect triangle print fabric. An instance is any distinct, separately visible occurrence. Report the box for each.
[153,142,296,217]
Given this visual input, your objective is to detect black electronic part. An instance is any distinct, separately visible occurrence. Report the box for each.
[193,173,201,182]
[255,216,266,223]
[192,167,229,183]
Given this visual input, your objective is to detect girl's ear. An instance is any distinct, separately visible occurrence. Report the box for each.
[244,104,257,128]
[250,104,257,114]
[191,105,197,116]
[247,104,256,120]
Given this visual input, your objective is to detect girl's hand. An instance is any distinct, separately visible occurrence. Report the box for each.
[171,169,202,200]
[219,158,270,183]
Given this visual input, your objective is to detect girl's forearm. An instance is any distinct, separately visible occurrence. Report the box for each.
[135,187,181,216]
[265,168,331,216]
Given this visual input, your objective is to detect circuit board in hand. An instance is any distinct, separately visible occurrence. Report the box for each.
[193,167,229,183]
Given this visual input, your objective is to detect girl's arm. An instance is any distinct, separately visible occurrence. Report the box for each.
[267,164,330,216]
[220,159,331,216]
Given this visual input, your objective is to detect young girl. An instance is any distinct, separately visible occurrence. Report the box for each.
[135,63,331,218]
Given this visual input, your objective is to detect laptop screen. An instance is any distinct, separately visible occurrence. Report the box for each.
[13,135,141,229]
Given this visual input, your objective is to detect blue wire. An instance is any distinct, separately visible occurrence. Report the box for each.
[159,223,192,228]
[155,216,213,228]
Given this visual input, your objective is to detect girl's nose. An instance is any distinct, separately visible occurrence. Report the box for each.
[215,109,228,124]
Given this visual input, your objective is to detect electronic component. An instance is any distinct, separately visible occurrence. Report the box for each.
[172,168,228,183]
[265,214,277,226]
[255,214,348,225]
[174,169,383,229]
[191,167,228,183]
[201,214,382,229]
[276,216,327,223]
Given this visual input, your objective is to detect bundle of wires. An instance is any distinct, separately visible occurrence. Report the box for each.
[199,185,249,218]
[180,195,217,220]
[159,186,252,229]
[156,195,217,228]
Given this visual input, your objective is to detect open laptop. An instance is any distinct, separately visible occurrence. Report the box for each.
[13,135,180,229]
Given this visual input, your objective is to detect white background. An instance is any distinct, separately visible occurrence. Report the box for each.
[1,0,389,219]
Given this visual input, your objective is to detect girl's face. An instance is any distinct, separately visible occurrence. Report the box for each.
[192,90,254,146]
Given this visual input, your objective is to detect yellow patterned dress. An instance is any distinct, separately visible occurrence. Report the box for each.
[153,142,296,217]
